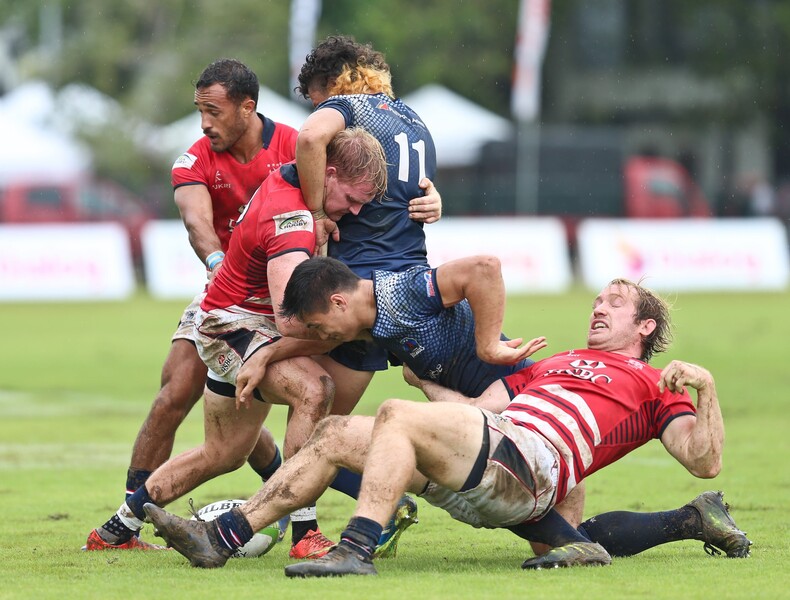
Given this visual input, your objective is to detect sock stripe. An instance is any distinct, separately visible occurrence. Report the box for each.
[216,527,235,550]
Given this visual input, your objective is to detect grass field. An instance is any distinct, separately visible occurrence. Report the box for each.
[1,286,788,599]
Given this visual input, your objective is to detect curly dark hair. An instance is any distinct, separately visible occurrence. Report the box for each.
[296,35,392,98]
[196,58,259,106]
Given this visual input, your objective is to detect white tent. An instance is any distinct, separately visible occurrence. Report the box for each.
[152,86,311,160]
[0,81,91,185]
[402,84,514,168]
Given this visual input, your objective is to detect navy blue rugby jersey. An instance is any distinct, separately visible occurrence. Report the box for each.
[317,93,437,278]
[370,265,529,397]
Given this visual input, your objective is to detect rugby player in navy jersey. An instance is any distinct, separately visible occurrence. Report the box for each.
[290,34,441,418]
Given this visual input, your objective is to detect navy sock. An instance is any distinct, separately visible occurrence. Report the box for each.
[125,468,152,501]
[508,508,591,547]
[579,506,699,556]
[252,446,282,482]
[329,468,362,499]
[214,507,254,551]
[125,484,156,521]
[99,514,136,543]
[340,516,382,558]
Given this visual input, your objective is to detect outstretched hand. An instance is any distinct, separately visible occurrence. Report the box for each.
[480,336,547,365]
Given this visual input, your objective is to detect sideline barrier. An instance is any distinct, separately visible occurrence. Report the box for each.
[426,217,573,294]
[577,217,790,291]
[140,216,574,298]
[0,223,135,301]
[141,220,207,299]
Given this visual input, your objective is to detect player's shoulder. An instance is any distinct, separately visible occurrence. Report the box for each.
[172,136,212,171]
[269,119,299,145]
[376,264,431,285]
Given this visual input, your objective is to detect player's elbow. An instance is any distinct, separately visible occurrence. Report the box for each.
[297,127,330,154]
[688,456,722,479]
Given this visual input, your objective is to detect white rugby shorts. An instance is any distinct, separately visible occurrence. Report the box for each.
[193,305,280,385]
[421,409,560,528]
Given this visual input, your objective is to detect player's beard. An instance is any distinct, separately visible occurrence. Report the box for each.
[214,111,247,153]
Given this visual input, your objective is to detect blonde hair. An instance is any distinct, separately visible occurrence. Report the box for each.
[327,64,394,98]
[326,127,388,200]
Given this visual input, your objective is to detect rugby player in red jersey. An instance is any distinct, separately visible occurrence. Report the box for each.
[84,58,297,552]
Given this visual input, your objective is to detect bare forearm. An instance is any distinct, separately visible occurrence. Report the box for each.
[418,378,474,404]
[296,140,327,213]
[686,383,724,477]
[465,258,507,361]
[185,222,223,264]
[416,376,510,413]
[660,361,724,478]
[264,337,337,363]
[296,112,341,213]
[175,188,223,262]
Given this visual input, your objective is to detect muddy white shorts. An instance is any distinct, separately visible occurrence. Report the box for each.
[421,409,560,528]
[170,292,206,342]
[193,305,281,385]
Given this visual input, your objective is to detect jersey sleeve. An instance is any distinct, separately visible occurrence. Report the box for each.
[171,138,211,189]
[655,388,697,437]
[396,267,445,320]
[315,96,354,127]
[258,189,317,258]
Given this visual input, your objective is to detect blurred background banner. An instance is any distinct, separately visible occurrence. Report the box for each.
[425,217,572,294]
[0,223,134,301]
[577,217,790,292]
[140,220,207,300]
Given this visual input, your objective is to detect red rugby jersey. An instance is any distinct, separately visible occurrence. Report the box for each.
[171,115,298,252]
[201,165,315,316]
[501,349,696,503]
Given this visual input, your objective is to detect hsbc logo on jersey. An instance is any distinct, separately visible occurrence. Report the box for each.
[273,210,313,235]
[544,359,613,384]
[570,359,606,370]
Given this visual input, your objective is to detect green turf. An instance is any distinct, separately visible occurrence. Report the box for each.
[0,287,788,599]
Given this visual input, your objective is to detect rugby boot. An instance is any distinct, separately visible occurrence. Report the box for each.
[82,528,167,551]
[686,491,752,558]
[285,542,377,578]
[373,495,419,559]
[521,541,612,570]
[289,528,336,559]
[143,503,233,568]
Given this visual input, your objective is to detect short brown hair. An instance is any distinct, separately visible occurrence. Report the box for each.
[609,278,673,362]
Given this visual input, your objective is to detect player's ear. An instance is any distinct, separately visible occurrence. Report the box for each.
[241,97,255,116]
[330,292,347,311]
[639,318,656,337]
